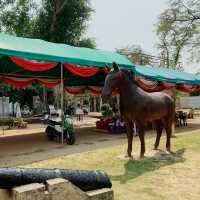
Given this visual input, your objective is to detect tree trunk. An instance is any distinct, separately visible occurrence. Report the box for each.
[49,0,68,42]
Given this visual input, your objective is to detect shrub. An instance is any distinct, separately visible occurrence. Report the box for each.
[100,104,113,117]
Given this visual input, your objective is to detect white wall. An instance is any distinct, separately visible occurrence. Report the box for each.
[180,96,200,108]
[0,97,10,117]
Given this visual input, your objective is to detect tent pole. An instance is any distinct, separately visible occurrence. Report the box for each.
[1,96,4,135]
[133,123,137,136]
[61,63,64,144]
[2,87,4,136]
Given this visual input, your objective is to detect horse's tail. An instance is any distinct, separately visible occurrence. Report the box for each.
[171,98,176,135]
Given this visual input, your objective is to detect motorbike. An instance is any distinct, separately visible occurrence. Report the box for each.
[44,114,75,145]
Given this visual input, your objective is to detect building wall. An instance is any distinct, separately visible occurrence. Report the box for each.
[180,96,200,108]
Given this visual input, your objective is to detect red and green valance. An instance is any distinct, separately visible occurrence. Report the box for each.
[0,76,60,88]
[0,55,200,94]
[10,57,58,72]
[9,56,104,77]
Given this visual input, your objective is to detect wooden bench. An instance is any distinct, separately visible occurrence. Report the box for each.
[11,118,28,128]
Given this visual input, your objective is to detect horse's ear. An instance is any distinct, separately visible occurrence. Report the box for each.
[113,62,119,71]
[104,65,110,74]
[128,70,135,80]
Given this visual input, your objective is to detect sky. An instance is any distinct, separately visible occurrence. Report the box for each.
[87,0,167,53]
[86,0,199,73]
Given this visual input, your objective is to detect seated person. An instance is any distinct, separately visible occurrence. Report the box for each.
[111,116,125,134]
[116,117,125,134]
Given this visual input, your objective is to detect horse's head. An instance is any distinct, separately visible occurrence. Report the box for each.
[102,62,135,102]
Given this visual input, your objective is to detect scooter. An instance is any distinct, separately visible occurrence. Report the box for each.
[44,114,75,145]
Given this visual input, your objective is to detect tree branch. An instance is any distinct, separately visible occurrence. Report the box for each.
[173,1,200,22]
[56,0,68,16]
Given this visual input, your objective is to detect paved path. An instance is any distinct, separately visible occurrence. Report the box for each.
[0,118,199,167]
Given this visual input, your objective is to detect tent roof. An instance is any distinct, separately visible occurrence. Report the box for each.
[135,65,200,85]
[0,33,199,87]
[0,33,134,68]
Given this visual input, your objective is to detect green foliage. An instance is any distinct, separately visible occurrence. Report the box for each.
[0,0,37,36]
[117,45,152,65]
[0,0,95,105]
[0,117,13,126]
[0,0,95,47]
[156,0,200,68]
[190,90,200,96]
[0,81,44,108]
[78,38,96,49]
[100,104,113,117]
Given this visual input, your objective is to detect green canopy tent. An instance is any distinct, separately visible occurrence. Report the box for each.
[0,33,200,142]
[0,33,199,89]
[0,33,135,143]
[0,33,134,68]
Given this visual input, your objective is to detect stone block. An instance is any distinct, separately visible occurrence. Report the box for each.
[1,178,113,200]
[0,189,12,200]
[13,183,45,200]
[46,178,89,200]
[87,188,114,200]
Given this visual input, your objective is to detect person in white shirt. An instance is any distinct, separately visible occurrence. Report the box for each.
[75,104,83,121]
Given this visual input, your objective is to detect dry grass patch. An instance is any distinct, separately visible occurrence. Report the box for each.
[22,133,200,200]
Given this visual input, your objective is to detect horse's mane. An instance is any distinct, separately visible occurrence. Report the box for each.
[120,69,139,86]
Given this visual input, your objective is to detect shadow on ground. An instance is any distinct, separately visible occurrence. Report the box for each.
[110,148,185,184]
[175,122,200,133]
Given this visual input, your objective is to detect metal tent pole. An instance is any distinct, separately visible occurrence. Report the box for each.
[1,85,5,136]
[61,64,64,144]
[43,86,46,128]
[133,122,137,136]
[1,96,4,135]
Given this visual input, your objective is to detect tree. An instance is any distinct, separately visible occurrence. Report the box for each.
[78,37,96,48]
[156,0,200,68]
[0,0,96,109]
[116,45,152,65]
[0,0,95,47]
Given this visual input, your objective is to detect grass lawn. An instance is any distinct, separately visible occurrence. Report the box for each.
[22,132,200,200]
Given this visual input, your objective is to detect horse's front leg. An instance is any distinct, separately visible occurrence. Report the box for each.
[125,120,133,158]
[154,120,163,150]
[138,124,145,159]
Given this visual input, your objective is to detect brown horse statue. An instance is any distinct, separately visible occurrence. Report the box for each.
[102,63,175,158]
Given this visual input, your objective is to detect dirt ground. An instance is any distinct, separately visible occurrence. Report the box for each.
[0,116,199,167]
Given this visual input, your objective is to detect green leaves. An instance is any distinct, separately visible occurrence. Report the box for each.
[156,0,200,68]
[117,45,152,66]
[0,0,95,47]
[101,104,113,117]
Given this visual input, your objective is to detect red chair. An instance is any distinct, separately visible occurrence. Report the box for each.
[96,118,112,131]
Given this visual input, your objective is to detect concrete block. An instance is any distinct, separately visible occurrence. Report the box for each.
[46,178,89,200]
[0,189,12,200]
[87,188,114,200]
[13,183,45,200]
[0,178,113,200]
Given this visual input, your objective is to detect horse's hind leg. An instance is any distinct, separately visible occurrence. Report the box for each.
[125,120,133,158]
[154,120,163,150]
[164,118,173,153]
[138,124,145,158]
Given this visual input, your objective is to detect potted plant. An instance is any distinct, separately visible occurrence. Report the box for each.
[100,104,113,119]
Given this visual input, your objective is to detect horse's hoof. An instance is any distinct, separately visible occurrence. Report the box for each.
[166,150,175,155]
[165,150,171,155]
[129,156,134,160]
[125,154,132,158]
[171,135,177,138]
[139,156,146,160]
[124,154,134,160]
[139,154,146,159]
